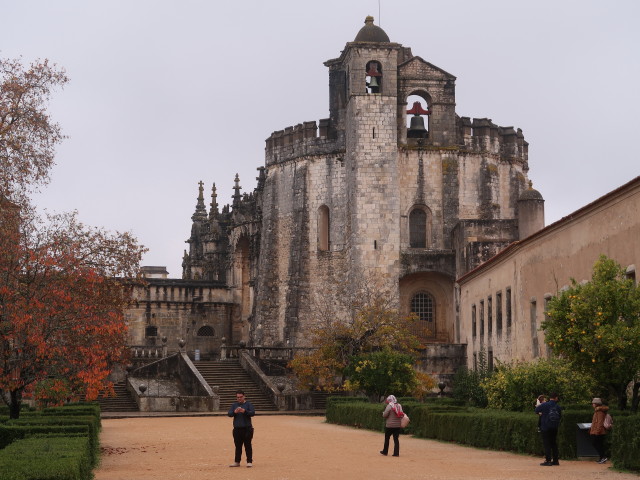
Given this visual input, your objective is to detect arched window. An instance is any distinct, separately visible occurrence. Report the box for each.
[365,61,382,94]
[409,208,427,248]
[406,94,431,138]
[318,205,330,251]
[410,292,435,338]
[145,326,158,338]
[197,325,214,337]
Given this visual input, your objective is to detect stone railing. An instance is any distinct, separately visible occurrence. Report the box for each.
[127,352,218,412]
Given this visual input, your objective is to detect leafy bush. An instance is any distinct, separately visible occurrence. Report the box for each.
[611,414,640,471]
[452,367,488,407]
[481,358,597,411]
[343,349,435,399]
[0,436,92,480]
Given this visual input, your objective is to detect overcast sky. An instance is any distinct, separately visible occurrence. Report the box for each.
[3,0,639,277]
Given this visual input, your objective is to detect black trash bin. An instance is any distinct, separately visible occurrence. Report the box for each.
[576,423,598,457]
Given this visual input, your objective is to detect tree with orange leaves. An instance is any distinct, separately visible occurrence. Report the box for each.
[0,207,145,418]
[0,57,146,418]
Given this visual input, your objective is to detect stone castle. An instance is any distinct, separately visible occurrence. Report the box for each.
[161,16,544,364]
[124,17,640,406]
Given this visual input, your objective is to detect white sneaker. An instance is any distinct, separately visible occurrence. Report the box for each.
[229,463,240,467]
[247,463,253,468]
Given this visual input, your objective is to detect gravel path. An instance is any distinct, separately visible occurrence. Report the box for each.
[95,415,637,480]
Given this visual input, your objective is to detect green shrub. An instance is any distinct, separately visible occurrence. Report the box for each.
[482,359,597,411]
[326,401,422,434]
[424,397,465,407]
[611,414,640,471]
[8,416,99,465]
[0,424,89,450]
[42,404,101,421]
[325,396,369,409]
[327,401,640,464]
[0,436,92,480]
[452,366,488,407]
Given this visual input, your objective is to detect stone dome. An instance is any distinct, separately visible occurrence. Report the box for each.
[519,182,544,201]
[354,16,390,43]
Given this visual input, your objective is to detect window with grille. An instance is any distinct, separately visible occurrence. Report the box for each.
[410,292,434,338]
[145,326,158,337]
[197,325,214,337]
[411,292,434,322]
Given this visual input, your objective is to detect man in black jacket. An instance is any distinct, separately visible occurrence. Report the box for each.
[228,390,255,467]
[534,392,562,466]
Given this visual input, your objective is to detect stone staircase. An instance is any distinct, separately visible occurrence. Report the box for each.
[195,360,278,411]
[96,382,138,412]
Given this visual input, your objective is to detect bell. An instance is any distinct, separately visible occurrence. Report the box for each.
[367,76,380,93]
[366,63,382,77]
[407,115,427,138]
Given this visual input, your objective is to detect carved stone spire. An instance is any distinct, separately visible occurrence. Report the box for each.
[256,166,266,190]
[191,180,208,222]
[209,183,219,220]
[232,173,242,206]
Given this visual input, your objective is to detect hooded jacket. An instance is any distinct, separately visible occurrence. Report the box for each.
[589,405,609,435]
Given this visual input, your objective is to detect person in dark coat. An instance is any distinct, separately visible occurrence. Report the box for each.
[228,390,255,467]
[534,392,562,466]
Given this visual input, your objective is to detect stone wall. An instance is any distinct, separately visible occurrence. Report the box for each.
[127,279,235,359]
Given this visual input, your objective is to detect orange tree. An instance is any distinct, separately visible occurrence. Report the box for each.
[542,255,640,410]
[0,208,145,418]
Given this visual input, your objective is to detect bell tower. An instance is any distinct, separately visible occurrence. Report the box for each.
[336,16,402,282]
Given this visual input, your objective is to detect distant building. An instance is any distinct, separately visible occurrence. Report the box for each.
[458,177,640,369]
[140,266,169,279]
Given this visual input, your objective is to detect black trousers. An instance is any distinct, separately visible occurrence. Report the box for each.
[232,427,253,463]
[541,429,559,462]
[382,427,401,456]
[591,434,606,459]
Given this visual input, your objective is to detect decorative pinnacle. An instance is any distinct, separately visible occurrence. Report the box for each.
[232,173,242,205]
[209,183,219,220]
[191,180,208,222]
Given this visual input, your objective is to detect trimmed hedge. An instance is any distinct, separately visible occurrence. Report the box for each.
[326,401,421,434]
[325,396,369,409]
[611,414,640,471]
[42,403,101,419]
[7,415,100,466]
[326,402,640,471]
[0,424,89,450]
[0,435,92,480]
